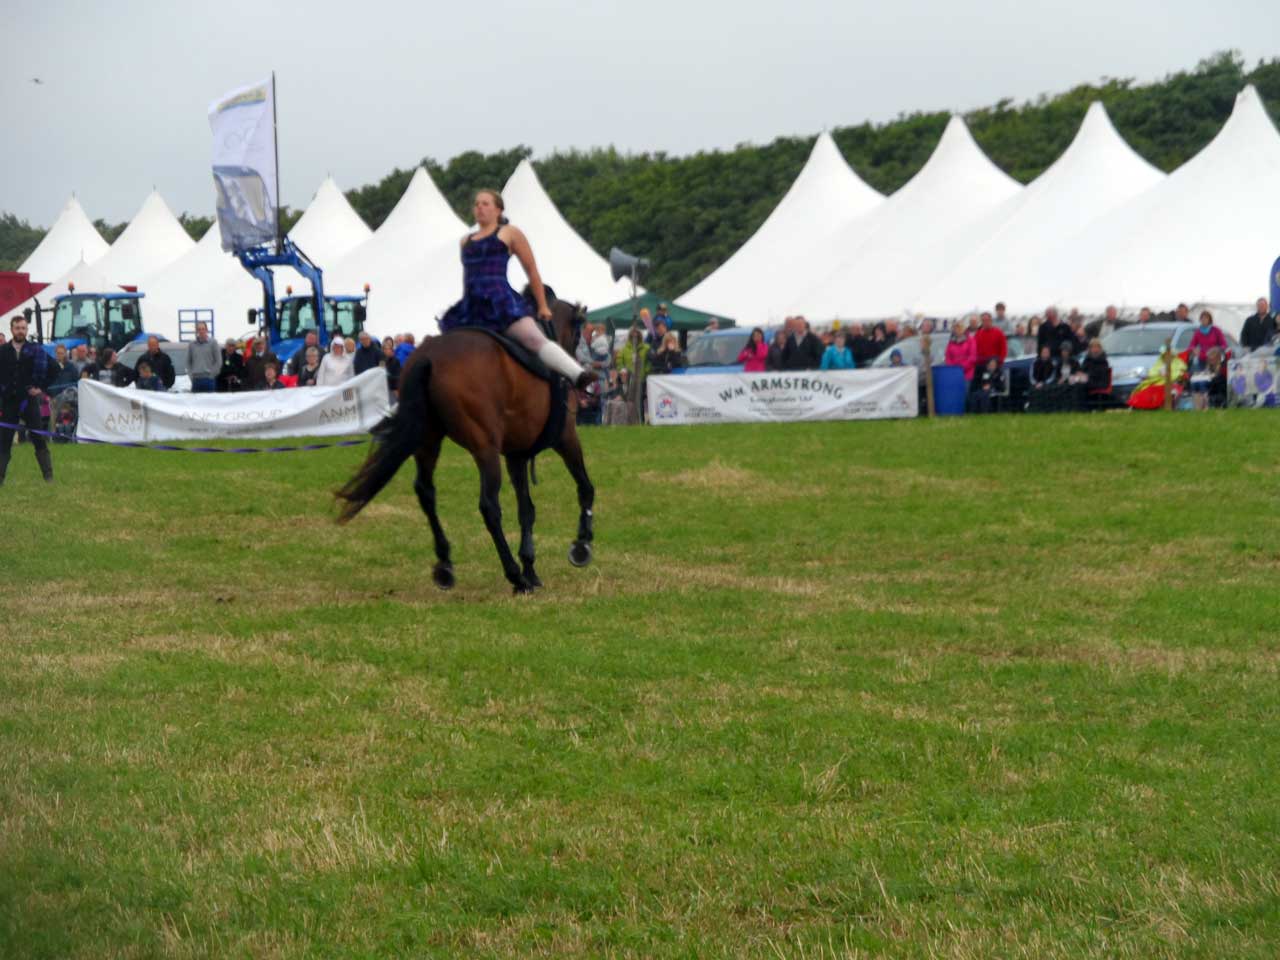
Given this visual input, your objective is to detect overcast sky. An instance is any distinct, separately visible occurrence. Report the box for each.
[2,0,1276,227]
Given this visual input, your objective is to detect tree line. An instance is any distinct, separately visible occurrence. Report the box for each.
[3,52,1276,297]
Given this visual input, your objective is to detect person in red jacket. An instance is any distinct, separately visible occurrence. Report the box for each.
[973,311,1007,369]
[736,327,769,373]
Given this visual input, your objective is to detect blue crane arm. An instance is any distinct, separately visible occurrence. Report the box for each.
[235,237,327,346]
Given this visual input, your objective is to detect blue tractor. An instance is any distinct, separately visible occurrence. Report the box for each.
[238,237,368,370]
[34,289,150,358]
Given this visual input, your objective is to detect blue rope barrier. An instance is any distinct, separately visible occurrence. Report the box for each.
[0,421,369,454]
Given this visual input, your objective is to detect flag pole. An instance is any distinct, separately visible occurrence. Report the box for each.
[272,70,281,251]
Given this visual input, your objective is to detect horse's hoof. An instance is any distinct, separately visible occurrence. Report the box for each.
[568,541,593,567]
[512,579,536,596]
[522,570,543,589]
[432,564,455,590]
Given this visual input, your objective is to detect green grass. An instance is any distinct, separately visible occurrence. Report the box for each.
[2,411,1279,958]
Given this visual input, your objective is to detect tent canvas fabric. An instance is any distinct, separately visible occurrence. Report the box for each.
[326,167,468,340]
[273,176,373,297]
[501,159,633,309]
[789,116,1023,320]
[1018,85,1280,315]
[586,290,734,332]
[913,102,1166,316]
[139,222,263,341]
[90,191,195,289]
[679,131,884,321]
[18,196,110,282]
[12,256,116,316]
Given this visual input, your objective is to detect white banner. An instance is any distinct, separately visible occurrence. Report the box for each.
[646,368,918,425]
[77,370,390,442]
[209,77,278,252]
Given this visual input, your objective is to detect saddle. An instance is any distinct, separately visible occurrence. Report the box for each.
[446,326,569,458]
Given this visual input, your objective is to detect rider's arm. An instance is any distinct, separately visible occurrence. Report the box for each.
[504,227,551,318]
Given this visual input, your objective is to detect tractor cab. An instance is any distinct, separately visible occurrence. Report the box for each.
[46,292,147,357]
[270,290,368,366]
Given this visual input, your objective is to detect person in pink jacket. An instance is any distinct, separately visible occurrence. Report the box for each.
[944,325,977,381]
[1188,310,1228,368]
[737,327,769,372]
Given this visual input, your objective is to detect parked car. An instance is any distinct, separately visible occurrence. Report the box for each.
[116,339,193,393]
[1099,322,1240,405]
[675,326,782,375]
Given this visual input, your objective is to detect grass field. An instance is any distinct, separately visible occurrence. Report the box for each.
[2,411,1279,958]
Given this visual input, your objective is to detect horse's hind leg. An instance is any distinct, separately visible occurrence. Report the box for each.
[555,425,595,567]
[474,448,531,594]
[414,433,454,590]
[506,454,540,588]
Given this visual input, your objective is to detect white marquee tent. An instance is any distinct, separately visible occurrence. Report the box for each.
[502,159,632,308]
[18,196,109,282]
[327,167,468,340]
[26,257,114,312]
[287,176,373,263]
[139,222,262,341]
[91,191,195,289]
[790,116,1023,320]
[679,131,884,320]
[1016,85,1280,320]
[913,102,1166,316]
[273,176,373,297]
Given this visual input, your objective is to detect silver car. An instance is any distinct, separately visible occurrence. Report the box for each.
[1100,322,1240,403]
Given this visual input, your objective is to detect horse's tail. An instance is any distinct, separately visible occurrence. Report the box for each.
[335,357,431,524]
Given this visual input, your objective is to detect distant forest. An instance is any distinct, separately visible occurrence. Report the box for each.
[3,52,1277,296]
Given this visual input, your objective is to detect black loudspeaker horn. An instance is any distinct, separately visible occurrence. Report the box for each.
[609,247,649,283]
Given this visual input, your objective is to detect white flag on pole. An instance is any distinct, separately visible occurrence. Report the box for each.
[209,77,278,252]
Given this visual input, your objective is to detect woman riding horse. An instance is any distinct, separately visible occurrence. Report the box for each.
[442,189,595,391]
[335,191,597,594]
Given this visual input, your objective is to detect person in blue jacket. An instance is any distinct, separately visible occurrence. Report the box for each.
[820,330,855,370]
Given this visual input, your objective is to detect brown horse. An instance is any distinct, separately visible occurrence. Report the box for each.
[335,297,595,593]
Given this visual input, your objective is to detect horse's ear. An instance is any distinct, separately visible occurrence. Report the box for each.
[542,284,557,304]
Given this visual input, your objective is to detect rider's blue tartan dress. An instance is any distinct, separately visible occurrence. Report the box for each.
[440,232,534,333]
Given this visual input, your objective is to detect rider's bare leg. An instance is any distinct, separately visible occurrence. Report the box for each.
[508,317,593,388]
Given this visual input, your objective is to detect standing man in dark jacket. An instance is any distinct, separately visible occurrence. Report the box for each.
[244,336,279,390]
[0,315,54,484]
[352,330,383,376]
[1240,297,1275,352]
[218,338,246,392]
[136,336,176,390]
[782,317,824,371]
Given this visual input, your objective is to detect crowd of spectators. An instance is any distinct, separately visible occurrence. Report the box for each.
[568,295,1275,423]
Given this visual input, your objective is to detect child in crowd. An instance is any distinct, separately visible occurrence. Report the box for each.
[263,363,285,390]
[971,358,1001,413]
[135,361,165,392]
[820,330,855,370]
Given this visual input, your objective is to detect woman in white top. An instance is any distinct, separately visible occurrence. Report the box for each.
[317,338,354,386]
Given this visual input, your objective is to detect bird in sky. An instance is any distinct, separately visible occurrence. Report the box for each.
[31,77,43,84]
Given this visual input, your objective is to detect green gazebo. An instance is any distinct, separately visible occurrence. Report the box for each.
[585,291,735,335]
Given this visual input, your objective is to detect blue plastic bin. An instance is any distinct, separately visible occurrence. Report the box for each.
[932,364,967,416]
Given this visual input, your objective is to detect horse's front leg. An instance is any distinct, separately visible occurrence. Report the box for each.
[555,426,595,567]
[474,448,532,594]
[506,454,541,588]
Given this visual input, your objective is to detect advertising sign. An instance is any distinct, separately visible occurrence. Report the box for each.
[645,369,918,425]
[77,370,390,442]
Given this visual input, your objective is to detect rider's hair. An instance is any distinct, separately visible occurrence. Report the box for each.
[477,189,509,225]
